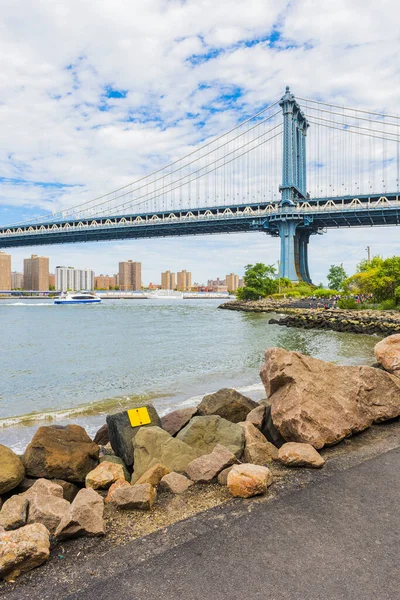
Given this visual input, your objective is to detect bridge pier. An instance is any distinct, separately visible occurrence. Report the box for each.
[277,221,312,284]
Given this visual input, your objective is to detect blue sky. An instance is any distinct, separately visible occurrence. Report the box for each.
[0,0,399,284]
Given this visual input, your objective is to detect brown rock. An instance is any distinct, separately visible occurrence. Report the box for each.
[22,425,99,483]
[374,334,400,376]
[105,479,130,503]
[0,496,28,531]
[109,483,156,510]
[197,389,258,423]
[85,461,126,489]
[260,347,400,449]
[239,421,278,465]
[51,480,80,502]
[134,463,170,486]
[27,493,70,534]
[93,423,109,445]
[186,444,236,483]
[0,445,25,495]
[161,406,198,436]
[227,464,273,498]
[217,466,234,486]
[55,488,105,539]
[245,404,266,430]
[22,478,64,499]
[159,472,193,494]
[278,442,325,468]
[0,523,50,581]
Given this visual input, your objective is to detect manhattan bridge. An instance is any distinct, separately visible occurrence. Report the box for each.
[1,87,399,283]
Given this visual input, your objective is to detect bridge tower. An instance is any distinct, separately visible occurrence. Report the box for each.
[274,87,314,283]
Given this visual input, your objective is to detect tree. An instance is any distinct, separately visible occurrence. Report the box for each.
[327,264,347,290]
[236,263,278,300]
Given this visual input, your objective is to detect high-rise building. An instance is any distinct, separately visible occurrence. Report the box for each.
[119,261,142,290]
[94,274,116,290]
[0,252,11,290]
[11,272,24,289]
[161,270,176,290]
[24,254,49,291]
[177,270,192,291]
[226,273,240,291]
[55,266,94,291]
[49,273,55,289]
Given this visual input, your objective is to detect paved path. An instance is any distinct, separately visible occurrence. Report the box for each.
[67,446,400,600]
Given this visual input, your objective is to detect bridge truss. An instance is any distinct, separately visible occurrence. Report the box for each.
[1,87,399,283]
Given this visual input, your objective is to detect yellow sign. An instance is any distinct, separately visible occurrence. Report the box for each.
[127,407,151,428]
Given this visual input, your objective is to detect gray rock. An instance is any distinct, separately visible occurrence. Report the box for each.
[55,488,105,539]
[107,404,162,466]
[159,472,193,494]
[0,445,25,495]
[186,444,236,483]
[0,496,28,530]
[161,406,198,436]
[197,389,258,423]
[109,483,156,510]
[177,415,245,458]
[132,426,202,481]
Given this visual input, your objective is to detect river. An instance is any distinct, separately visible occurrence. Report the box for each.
[0,298,379,452]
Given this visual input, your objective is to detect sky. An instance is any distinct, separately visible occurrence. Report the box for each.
[1,0,399,285]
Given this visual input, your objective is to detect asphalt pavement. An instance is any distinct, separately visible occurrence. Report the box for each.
[66,446,400,600]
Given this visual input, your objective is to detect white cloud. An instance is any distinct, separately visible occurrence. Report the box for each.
[0,0,399,283]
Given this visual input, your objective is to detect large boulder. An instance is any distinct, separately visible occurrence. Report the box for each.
[278,443,325,468]
[196,389,258,423]
[22,425,99,483]
[0,496,28,531]
[161,406,198,436]
[93,423,109,445]
[55,488,105,540]
[108,483,156,510]
[0,523,50,581]
[0,445,25,495]
[22,478,64,499]
[177,416,245,458]
[227,464,273,498]
[132,426,202,481]
[85,461,126,490]
[238,421,278,465]
[107,404,162,466]
[186,444,236,483]
[245,404,286,449]
[260,347,400,449]
[374,334,400,376]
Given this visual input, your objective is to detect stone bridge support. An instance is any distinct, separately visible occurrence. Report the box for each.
[276,220,313,284]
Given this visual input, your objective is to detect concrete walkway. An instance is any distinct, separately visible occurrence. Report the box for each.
[66,446,400,600]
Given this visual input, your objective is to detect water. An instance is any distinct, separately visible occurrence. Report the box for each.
[0,299,379,452]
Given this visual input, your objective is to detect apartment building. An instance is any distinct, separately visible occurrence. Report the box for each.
[24,254,49,291]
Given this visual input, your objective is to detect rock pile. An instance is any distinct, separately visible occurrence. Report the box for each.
[2,334,399,581]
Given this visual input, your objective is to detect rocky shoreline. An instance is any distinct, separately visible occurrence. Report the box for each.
[1,334,400,587]
[219,298,400,336]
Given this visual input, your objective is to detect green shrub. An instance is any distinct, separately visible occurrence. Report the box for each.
[379,298,397,310]
[337,298,358,309]
[314,288,338,298]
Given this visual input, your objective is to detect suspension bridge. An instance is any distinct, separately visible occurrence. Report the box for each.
[1,86,399,282]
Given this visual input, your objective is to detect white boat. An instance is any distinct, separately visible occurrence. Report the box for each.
[54,292,101,305]
[143,290,184,299]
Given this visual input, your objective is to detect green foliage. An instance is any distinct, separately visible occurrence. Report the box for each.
[327,264,347,290]
[314,288,338,298]
[236,263,278,300]
[346,255,400,304]
[379,298,397,310]
[337,298,359,309]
